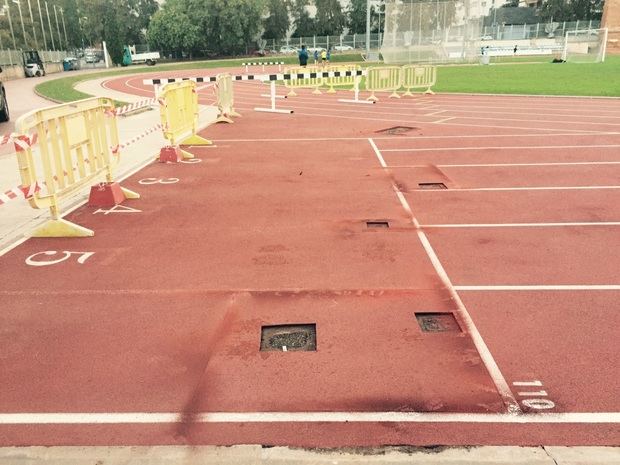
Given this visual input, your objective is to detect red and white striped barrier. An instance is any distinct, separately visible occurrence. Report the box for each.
[106,97,163,117]
[111,122,163,154]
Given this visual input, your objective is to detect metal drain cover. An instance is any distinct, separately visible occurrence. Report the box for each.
[415,313,461,333]
[367,221,390,228]
[419,182,447,190]
[376,126,417,135]
[260,324,317,351]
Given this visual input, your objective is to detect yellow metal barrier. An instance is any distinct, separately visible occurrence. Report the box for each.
[215,73,241,123]
[284,66,323,96]
[401,65,437,96]
[14,97,140,237]
[158,80,211,158]
[324,64,361,93]
[365,66,402,101]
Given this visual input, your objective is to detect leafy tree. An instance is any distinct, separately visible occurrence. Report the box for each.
[314,0,345,36]
[347,0,368,34]
[290,0,315,37]
[263,0,290,40]
[124,0,159,45]
[539,0,603,22]
[203,0,267,55]
[147,0,202,57]
[101,0,125,64]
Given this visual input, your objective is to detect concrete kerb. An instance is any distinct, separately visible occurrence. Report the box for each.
[0,77,218,251]
[0,446,618,464]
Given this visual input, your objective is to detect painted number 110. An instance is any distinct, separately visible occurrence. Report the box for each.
[513,380,555,410]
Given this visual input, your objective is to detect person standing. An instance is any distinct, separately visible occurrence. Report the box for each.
[298,45,309,67]
[326,48,331,65]
[313,49,319,65]
[320,49,327,67]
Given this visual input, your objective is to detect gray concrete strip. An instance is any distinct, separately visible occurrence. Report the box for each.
[2,446,619,464]
[544,446,620,464]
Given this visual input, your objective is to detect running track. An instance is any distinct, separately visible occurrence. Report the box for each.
[0,66,619,447]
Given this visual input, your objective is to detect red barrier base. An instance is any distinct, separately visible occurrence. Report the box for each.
[159,145,183,163]
[88,182,125,207]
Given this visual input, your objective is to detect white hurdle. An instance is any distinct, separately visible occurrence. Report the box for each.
[143,69,369,115]
[255,81,294,114]
[338,73,375,105]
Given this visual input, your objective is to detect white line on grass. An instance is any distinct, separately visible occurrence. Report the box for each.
[0,411,617,424]
[454,285,620,291]
[368,137,522,415]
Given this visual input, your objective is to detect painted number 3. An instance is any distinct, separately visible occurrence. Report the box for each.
[25,251,95,267]
[138,177,179,185]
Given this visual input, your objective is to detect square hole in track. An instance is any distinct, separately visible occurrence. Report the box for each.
[418,182,447,190]
[366,221,390,229]
[375,126,417,135]
[260,324,317,351]
[415,313,462,333]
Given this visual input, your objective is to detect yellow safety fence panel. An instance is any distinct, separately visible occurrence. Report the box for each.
[159,80,211,154]
[284,66,324,96]
[215,73,241,124]
[365,66,403,101]
[402,65,437,96]
[14,97,139,237]
[324,64,361,94]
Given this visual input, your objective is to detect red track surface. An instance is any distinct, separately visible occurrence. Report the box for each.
[1,66,619,447]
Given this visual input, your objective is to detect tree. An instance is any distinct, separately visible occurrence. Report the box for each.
[147,0,202,57]
[263,0,289,40]
[290,0,315,37]
[203,0,267,56]
[539,0,604,22]
[101,0,125,64]
[347,0,367,34]
[314,0,345,36]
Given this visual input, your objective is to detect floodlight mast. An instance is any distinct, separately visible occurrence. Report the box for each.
[366,0,370,56]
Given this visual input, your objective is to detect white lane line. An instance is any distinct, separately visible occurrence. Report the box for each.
[390,161,620,168]
[422,222,620,228]
[212,131,620,143]
[368,137,522,415]
[455,285,620,291]
[417,186,620,192]
[0,411,617,424]
[234,104,603,135]
[381,144,620,152]
[433,117,456,124]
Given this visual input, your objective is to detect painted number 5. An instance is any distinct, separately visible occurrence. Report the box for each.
[25,251,95,267]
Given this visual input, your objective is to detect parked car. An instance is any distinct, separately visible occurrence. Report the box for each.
[480,35,493,41]
[0,66,8,122]
[85,54,99,63]
[63,57,80,71]
[334,45,354,51]
[279,46,298,54]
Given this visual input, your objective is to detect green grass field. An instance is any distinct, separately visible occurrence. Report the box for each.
[35,53,620,104]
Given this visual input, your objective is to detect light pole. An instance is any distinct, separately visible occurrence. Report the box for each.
[53,4,61,49]
[60,6,66,49]
[2,2,17,49]
[37,0,46,49]
[12,0,27,48]
[365,0,370,56]
[26,0,37,48]
[45,1,54,49]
